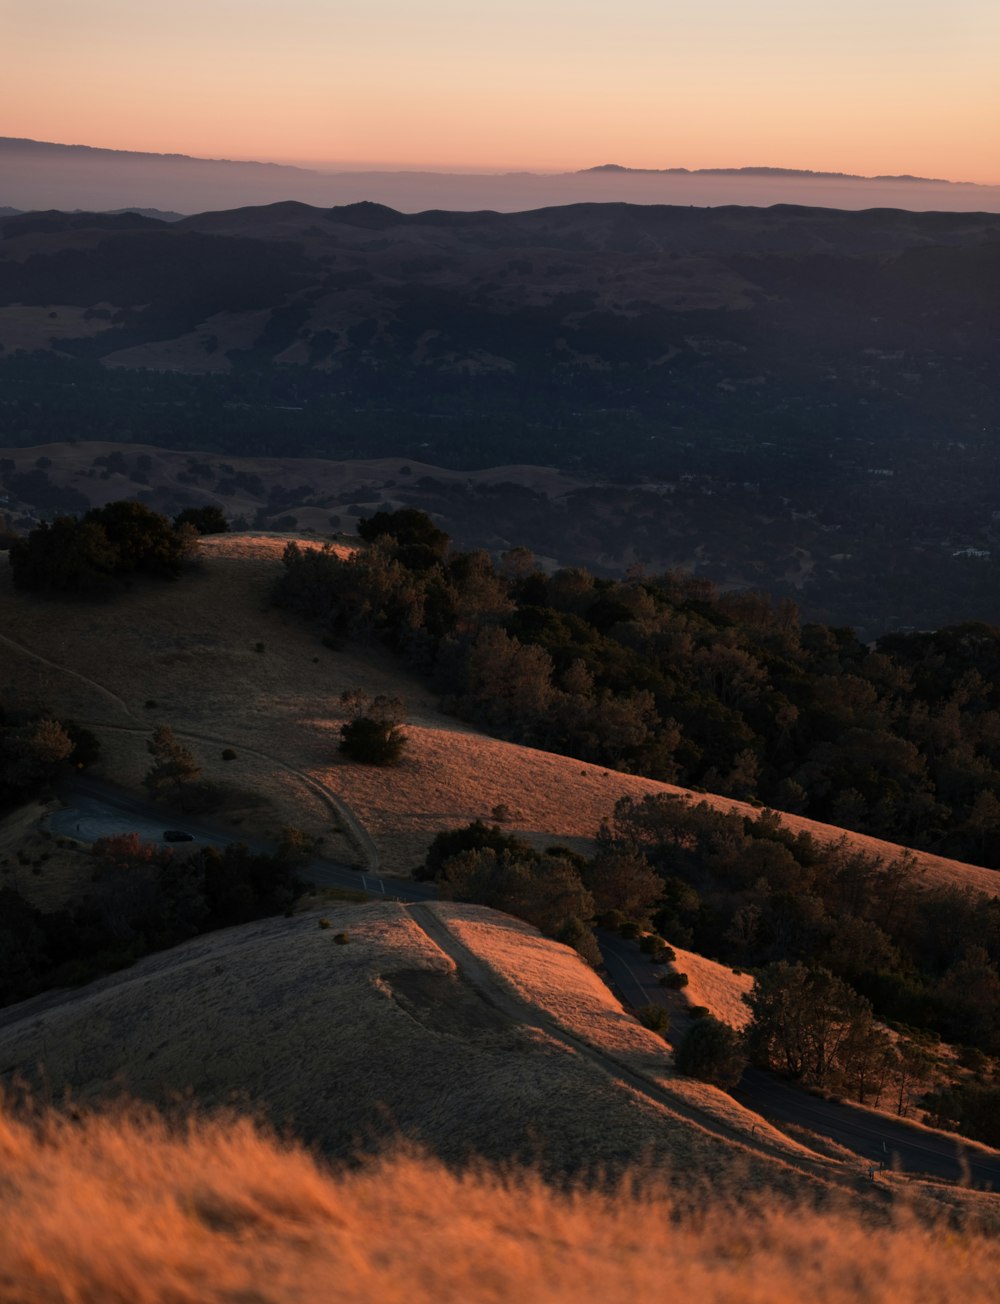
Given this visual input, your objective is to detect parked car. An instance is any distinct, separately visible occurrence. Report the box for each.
[163,829,194,842]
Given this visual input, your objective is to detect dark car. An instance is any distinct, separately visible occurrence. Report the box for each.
[163,829,195,842]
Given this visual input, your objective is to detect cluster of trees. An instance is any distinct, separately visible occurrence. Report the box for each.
[416,798,998,1130]
[0,832,305,1008]
[418,819,663,970]
[8,500,196,594]
[602,794,1000,1059]
[277,510,1000,865]
[0,705,98,811]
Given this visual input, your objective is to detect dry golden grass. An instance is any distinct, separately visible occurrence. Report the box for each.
[0,902,810,1186]
[2,1100,998,1304]
[2,532,995,897]
[668,945,755,1031]
[436,904,815,1162]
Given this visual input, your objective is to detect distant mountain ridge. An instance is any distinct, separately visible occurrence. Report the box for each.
[3,136,998,214]
[581,163,974,185]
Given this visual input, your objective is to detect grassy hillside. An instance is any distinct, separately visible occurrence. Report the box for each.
[0,899,823,1187]
[1,532,996,900]
[3,1100,999,1304]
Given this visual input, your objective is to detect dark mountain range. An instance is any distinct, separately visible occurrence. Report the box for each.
[1,198,999,634]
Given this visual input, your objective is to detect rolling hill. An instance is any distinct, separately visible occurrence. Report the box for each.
[1,197,999,632]
[2,531,996,897]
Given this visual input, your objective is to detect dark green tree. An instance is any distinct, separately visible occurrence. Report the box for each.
[674,1016,746,1088]
[143,725,201,797]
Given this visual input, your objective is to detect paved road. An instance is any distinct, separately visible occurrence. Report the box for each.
[45,778,1000,1188]
[598,932,1000,1190]
[51,775,433,903]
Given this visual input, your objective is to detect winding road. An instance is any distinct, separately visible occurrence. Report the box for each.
[44,776,1000,1190]
[52,774,429,902]
[598,932,1000,1190]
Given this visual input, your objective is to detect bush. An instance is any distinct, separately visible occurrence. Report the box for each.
[339,716,408,766]
[318,918,331,929]
[595,909,626,930]
[174,506,229,535]
[221,748,237,761]
[689,1005,711,1019]
[619,921,641,940]
[659,971,689,989]
[333,932,350,944]
[639,933,666,955]
[637,1004,671,1037]
[418,820,533,881]
[674,1016,746,1088]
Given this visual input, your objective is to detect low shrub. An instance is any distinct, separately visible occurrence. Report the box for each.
[637,1003,671,1037]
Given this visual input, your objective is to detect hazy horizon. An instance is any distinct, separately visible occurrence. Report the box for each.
[3,1,998,186]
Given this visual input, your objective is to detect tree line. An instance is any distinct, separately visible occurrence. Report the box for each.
[7,500,226,595]
[0,832,305,1009]
[418,808,998,1139]
[276,509,1000,866]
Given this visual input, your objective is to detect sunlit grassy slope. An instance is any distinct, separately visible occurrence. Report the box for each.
[1,533,996,897]
[2,1101,998,1304]
[0,901,817,1185]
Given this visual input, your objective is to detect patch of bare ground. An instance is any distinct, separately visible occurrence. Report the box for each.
[2,532,996,900]
[4,1107,999,1304]
[0,902,822,1192]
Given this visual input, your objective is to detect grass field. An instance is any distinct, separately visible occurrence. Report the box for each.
[3,1100,999,1304]
[0,901,829,1191]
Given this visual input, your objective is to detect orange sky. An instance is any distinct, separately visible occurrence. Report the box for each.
[3,0,998,182]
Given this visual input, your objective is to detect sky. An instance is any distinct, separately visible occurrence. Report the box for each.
[2,0,998,182]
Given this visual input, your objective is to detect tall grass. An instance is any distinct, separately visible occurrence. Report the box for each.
[1,1099,997,1303]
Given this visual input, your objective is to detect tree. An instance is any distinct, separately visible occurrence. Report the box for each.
[585,847,663,923]
[744,962,878,1090]
[357,508,450,566]
[338,693,408,766]
[174,505,229,535]
[418,819,532,881]
[143,726,201,798]
[674,1016,746,1088]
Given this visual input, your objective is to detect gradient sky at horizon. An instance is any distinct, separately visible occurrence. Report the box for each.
[3,0,998,182]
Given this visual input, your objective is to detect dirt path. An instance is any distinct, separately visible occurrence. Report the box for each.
[0,625,382,870]
[407,903,872,1195]
[76,721,381,871]
[0,631,135,721]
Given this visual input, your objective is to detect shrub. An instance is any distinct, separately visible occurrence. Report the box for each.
[674,1016,747,1088]
[689,1005,711,1019]
[619,921,641,940]
[221,748,237,761]
[333,932,350,944]
[339,716,408,766]
[595,909,626,930]
[174,506,229,535]
[639,933,666,955]
[418,820,533,881]
[637,1004,671,1037]
[318,918,332,929]
[659,971,689,989]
